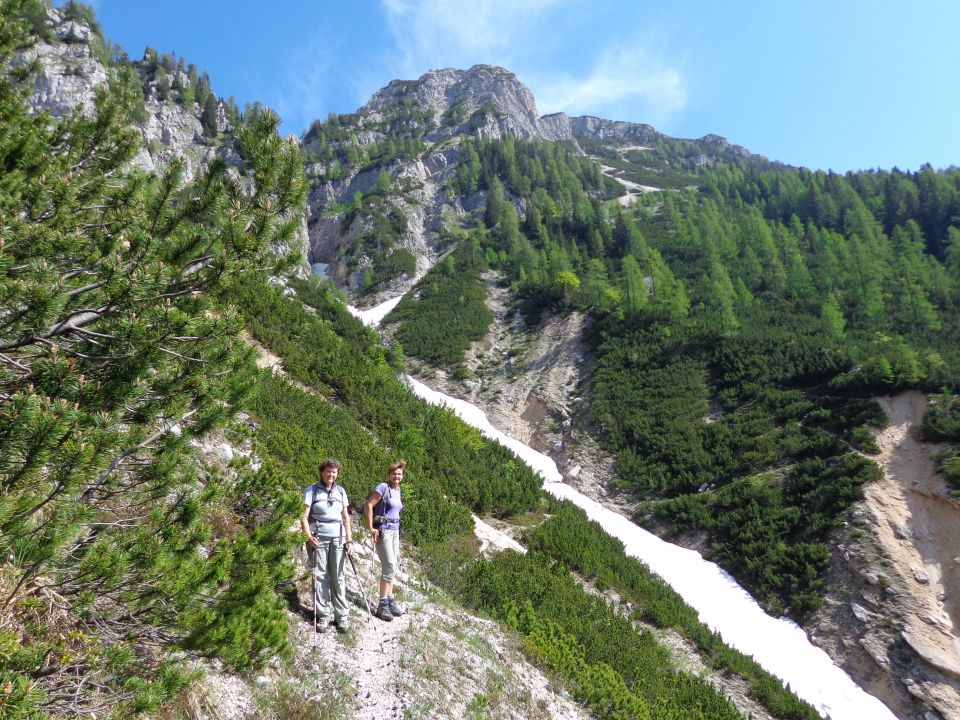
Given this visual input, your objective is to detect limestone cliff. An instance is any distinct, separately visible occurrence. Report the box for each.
[300,64,774,302]
[19,6,307,267]
[362,64,574,142]
[20,7,224,178]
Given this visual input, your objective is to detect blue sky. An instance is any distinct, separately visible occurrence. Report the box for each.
[80,0,959,173]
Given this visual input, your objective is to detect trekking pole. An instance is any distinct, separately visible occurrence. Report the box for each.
[313,571,318,641]
[311,544,318,644]
[347,549,385,654]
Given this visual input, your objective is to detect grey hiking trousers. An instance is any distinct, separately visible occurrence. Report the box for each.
[375,528,400,582]
[311,537,348,622]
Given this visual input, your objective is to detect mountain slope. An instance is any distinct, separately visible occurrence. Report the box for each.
[301,65,776,300]
[307,60,960,720]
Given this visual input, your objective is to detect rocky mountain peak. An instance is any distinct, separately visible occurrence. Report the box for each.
[568,115,663,145]
[361,64,573,142]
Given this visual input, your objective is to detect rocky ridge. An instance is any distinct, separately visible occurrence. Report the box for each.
[302,64,771,301]
[360,65,764,156]
[362,64,574,143]
[21,6,234,180]
[569,115,754,162]
[20,7,308,266]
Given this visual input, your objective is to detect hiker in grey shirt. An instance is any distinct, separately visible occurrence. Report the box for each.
[301,458,354,633]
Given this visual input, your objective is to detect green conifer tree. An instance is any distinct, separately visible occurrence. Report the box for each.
[820,293,847,339]
[620,255,649,315]
[201,94,219,137]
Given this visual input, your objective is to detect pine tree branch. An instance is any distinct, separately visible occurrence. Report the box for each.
[0,351,30,372]
[81,408,198,503]
[65,280,105,298]
[0,305,114,351]
[34,338,126,362]
[157,347,204,362]
[61,264,96,280]
[180,255,215,277]
[9,476,69,529]
[71,327,116,340]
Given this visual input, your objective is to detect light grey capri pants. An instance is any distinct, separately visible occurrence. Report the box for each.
[376,529,400,582]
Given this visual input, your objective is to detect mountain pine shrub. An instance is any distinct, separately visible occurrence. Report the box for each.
[0,2,306,714]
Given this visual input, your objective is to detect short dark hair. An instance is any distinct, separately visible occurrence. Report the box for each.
[319,458,342,473]
[387,460,406,474]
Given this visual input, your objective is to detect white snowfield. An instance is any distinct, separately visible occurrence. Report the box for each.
[350,299,896,720]
[403,375,897,720]
[349,295,405,326]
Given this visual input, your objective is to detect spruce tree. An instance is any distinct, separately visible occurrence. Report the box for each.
[201,93,219,137]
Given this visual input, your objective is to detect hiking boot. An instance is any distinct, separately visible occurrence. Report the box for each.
[315,618,333,633]
[387,597,405,617]
[375,599,394,621]
[334,617,350,634]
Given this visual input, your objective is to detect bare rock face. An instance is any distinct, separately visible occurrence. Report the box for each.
[569,115,761,168]
[304,141,475,298]
[568,115,664,146]
[808,392,960,720]
[131,97,211,177]
[539,111,573,139]
[304,66,571,300]
[304,64,778,302]
[20,8,226,182]
[362,64,574,142]
[17,9,109,117]
[18,8,303,270]
[360,66,764,160]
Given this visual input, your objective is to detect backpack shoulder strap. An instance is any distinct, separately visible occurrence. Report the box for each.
[311,483,346,508]
[378,486,390,513]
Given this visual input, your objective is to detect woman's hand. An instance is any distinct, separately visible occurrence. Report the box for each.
[306,535,319,549]
[371,528,380,545]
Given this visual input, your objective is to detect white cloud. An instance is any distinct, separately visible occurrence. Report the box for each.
[533,41,686,125]
[380,0,566,75]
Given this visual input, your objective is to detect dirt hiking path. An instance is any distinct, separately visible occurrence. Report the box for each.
[598,164,660,206]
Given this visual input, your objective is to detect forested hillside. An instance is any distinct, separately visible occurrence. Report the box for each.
[232,277,819,720]
[384,129,960,617]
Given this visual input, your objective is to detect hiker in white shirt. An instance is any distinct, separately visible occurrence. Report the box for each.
[301,458,354,633]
